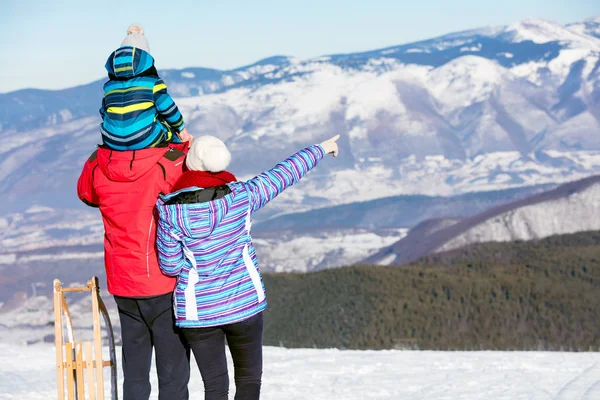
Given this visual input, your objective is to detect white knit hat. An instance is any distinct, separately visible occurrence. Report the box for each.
[121,24,150,53]
[186,136,232,172]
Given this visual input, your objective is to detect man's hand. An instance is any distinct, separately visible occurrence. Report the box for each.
[320,134,341,157]
[177,128,194,143]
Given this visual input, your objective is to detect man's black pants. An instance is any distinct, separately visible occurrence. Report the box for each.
[114,292,190,400]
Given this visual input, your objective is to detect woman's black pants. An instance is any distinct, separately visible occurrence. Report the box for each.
[182,312,263,400]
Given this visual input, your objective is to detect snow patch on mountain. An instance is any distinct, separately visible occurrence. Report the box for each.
[254,229,407,272]
[505,19,600,49]
[567,16,600,40]
[497,52,514,59]
[275,150,600,212]
[0,116,98,156]
[364,175,600,265]
[428,56,507,108]
[0,207,102,254]
[438,181,600,252]
[547,48,596,81]
[0,251,104,264]
[509,60,547,85]
[25,205,54,214]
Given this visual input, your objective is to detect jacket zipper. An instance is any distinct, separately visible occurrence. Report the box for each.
[105,231,115,277]
[146,217,154,277]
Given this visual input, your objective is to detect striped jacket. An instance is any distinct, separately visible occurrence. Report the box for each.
[156,145,326,328]
[100,46,185,150]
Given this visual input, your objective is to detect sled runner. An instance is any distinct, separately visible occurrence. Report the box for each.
[53,277,118,400]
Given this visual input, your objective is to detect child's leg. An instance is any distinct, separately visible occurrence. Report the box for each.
[164,124,182,144]
[151,121,181,147]
[223,313,264,400]
[181,327,229,400]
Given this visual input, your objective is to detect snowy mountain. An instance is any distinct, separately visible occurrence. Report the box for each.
[566,16,600,40]
[366,174,600,265]
[1,16,600,215]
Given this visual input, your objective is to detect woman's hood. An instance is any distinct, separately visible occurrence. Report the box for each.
[156,185,233,240]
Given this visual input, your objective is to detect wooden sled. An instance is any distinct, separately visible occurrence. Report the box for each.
[53,277,118,400]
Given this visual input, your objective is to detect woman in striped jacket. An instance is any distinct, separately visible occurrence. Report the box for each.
[155,135,340,399]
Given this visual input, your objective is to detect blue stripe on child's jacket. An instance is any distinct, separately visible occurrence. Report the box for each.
[156,145,326,328]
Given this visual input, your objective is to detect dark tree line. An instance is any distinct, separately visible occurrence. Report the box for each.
[261,230,600,351]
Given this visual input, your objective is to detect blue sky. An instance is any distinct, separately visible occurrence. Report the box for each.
[1,0,598,93]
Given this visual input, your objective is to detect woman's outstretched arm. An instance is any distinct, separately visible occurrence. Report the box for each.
[244,135,340,213]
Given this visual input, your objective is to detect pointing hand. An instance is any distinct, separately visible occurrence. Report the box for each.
[320,134,341,157]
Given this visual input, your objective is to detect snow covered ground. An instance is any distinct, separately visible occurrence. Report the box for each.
[0,343,598,399]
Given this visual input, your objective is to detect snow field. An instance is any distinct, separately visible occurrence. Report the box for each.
[0,344,598,399]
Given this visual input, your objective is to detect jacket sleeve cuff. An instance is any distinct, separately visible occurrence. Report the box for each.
[313,144,327,159]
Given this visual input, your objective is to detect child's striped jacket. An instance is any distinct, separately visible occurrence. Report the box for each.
[155,145,326,328]
[100,46,185,150]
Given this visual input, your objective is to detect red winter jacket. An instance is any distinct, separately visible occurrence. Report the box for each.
[77,143,187,297]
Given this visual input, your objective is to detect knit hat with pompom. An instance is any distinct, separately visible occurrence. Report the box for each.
[186,136,232,172]
[120,24,150,53]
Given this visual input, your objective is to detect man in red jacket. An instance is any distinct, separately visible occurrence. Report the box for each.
[78,142,191,400]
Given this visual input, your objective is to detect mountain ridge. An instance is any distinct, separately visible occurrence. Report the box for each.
[1,16,599,214]
[366,174,600,265]
[3,17,598,97]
